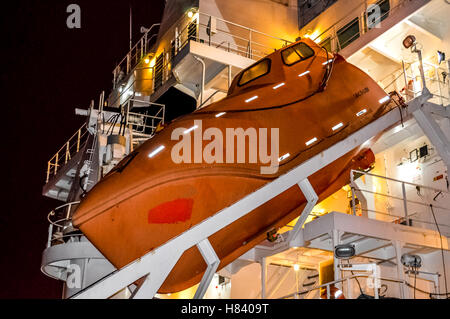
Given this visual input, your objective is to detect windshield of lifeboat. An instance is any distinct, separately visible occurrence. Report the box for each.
[225,40,322,108]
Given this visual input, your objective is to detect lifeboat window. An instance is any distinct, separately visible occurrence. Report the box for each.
[238,59,271,86]
[281,42,315,66]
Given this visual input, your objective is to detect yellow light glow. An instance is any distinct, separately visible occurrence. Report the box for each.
[149,59,156,68]
[187,11,194,18]
[293,264,300,271]
[144,57,150,64]
[303,30,321,43]
[397,161,421,183]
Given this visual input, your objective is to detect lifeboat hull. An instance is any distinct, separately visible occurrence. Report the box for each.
[72,39,396,293]
[76,147,374,293]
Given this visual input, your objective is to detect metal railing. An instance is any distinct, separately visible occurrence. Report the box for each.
[310,0,411,53]
[110,11,292,104]
[175,11,292,61]
[301,0,450,107]
[113,24,160,89]
[124,99,165,143]
[350,169,450,234]
[46,123,89,183]
[381,60,450,106]
[46,201,80,248]
[279,273,406,299]
[278,274,440,299]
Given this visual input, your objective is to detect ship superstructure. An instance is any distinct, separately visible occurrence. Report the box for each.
[41,0,450,299]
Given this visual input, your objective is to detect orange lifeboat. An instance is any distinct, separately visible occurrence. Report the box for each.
[72,38,396,293]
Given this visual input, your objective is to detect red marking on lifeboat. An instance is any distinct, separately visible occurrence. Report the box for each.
[148,198,194,224]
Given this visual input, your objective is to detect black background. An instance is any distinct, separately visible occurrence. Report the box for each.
[0,0,165,299]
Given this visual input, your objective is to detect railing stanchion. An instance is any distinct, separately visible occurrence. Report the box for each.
[351,170,357,216]
[47,224,53,248]
[46,162,51,183]
[65,142,70,164]
[402,182,408,219]
[77,129,81,153]
[66,202,72,220]
[54,153,58,175]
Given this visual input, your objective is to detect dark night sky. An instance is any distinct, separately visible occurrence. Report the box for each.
[0,0,165,298]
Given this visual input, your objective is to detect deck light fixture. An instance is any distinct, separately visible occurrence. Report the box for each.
[183,125,198,135]
[245,95,258,103]
[402,35,416,49]
[334,244,355,259]
[278,153,290,162]
[306,137,317,146]
[379,96,390,104]
[148,145,165,158]
[332,123,343,131]
[356,109,367,117]
[298,70,310,77]
[273,82,285,89]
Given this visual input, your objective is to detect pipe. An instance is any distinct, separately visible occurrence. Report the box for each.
[193,56,205,108]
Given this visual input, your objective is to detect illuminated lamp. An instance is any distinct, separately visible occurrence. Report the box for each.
[266,228,278,242]
[144,57,150,64]
[320,286,346,299]
[402,35,416,49]
[334,244,355,259]
[401,254,422,268]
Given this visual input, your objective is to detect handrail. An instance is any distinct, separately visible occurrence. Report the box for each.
[46,201,80,248]
[309,1,368,44]
[350,169,450,231]
[310,0,409,47]
[47,201,80,228]
[46,123,89,183]
[382,60,449,106]
[111,10,291,103]
[278,274,405,299]
[113,23,160,85]
[198,12,292,45]
[353,169,450,194]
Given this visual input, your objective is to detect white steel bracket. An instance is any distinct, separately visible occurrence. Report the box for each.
[339,262,381,299]
[288,178,318,246]
[132,251,183,299]
[193,239,220,299]
[409,97,450,173]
